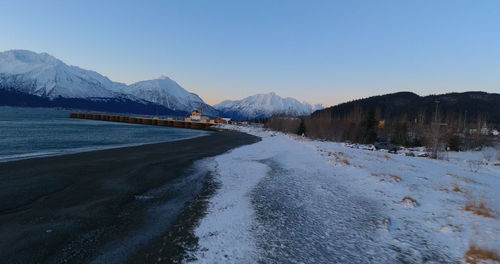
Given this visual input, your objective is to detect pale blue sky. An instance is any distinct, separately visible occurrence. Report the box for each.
[1,0,499,106]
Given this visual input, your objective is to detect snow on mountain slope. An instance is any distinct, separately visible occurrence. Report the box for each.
[126,76,218,115]
[0,50,215,115]
[214,92,323,119]
[0,50,128,98]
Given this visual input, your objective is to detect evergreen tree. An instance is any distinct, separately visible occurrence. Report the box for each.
[447,134,462,151]
[360,109,378,143]
[392,122,408,146]
[297,118,306,136]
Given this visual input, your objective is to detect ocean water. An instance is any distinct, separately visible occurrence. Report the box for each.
[0,107,211,162]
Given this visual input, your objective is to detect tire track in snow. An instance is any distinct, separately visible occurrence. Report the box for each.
[250,159,459,264]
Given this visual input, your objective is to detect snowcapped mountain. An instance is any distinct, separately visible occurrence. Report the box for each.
[0,49,128,98]
[125,76,218,115]
[0,49,213,115]
[0,50,322,118]
[214,92,323,119]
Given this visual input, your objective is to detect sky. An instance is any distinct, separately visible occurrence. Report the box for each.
[1,0,499,106]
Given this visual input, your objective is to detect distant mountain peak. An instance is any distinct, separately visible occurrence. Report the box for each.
[126,77,217,115]
[158,75,174,81]
[0,49,125,98]
[3,49,58,62]
[214,92,323,120]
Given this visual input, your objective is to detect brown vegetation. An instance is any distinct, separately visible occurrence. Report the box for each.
[402,196,417,203]
[371,172,402,182]
[464,245,500,264]
[264,117,301,134]
[451,183,462,193]
[322,151,352,166]
[464,201,497,218]
[400,196,419,207]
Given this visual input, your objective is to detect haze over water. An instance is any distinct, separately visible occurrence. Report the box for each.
[0,107,210,162]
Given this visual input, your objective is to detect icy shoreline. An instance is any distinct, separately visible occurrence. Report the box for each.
[188,125,500,263]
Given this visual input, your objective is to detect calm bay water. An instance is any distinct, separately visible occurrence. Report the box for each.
[0,107,210,162]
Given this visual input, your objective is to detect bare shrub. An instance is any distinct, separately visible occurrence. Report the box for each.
[264,117,300,134]
[468,160,481,173]
[304,116,357,142]
[481,147,498,163]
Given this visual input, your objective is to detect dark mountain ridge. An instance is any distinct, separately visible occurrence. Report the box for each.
[312,91,500,125]
[0,89,185,117]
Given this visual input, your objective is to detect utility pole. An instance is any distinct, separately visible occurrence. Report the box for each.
[434,100,440,124]
[431,100,440,159]
[463,110,467,134]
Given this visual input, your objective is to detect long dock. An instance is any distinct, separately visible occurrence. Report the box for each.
[70,113,216,130]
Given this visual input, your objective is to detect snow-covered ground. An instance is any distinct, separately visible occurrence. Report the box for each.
[187,125,500,264]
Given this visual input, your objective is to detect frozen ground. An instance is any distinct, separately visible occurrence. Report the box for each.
[187,125,500,264]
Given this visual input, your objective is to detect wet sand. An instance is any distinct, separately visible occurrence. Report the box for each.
[0,130,260,264]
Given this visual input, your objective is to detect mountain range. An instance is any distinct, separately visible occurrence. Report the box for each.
[214,92,323,120]
[0,49,319,119]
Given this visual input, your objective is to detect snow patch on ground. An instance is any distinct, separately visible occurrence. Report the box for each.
[188,124,500,263]
[188,135,278,263]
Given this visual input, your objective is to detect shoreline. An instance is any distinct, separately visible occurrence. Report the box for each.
[0,132,212,163]
[0,130,260,263]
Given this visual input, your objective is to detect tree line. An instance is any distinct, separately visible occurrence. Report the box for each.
[264,92,499,152]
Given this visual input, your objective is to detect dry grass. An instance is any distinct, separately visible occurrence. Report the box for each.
[447,173,483,185]
[464,245,500,264]
[390,174,402,182]
[402,196,417,203]
[451,183,463,193]
[383,154,391,159]
[437,224,461,232]
[371,172,401,182]
[464,201,497,218]
[400,196,419,207]
[460,177,482,185]
[325,151,352,166]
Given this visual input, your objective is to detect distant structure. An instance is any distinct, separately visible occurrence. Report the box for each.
[216,117,232,124]
[190,110,201,121]
[378,120,385,129]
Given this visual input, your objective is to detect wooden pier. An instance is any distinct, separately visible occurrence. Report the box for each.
[70,113,216,130]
